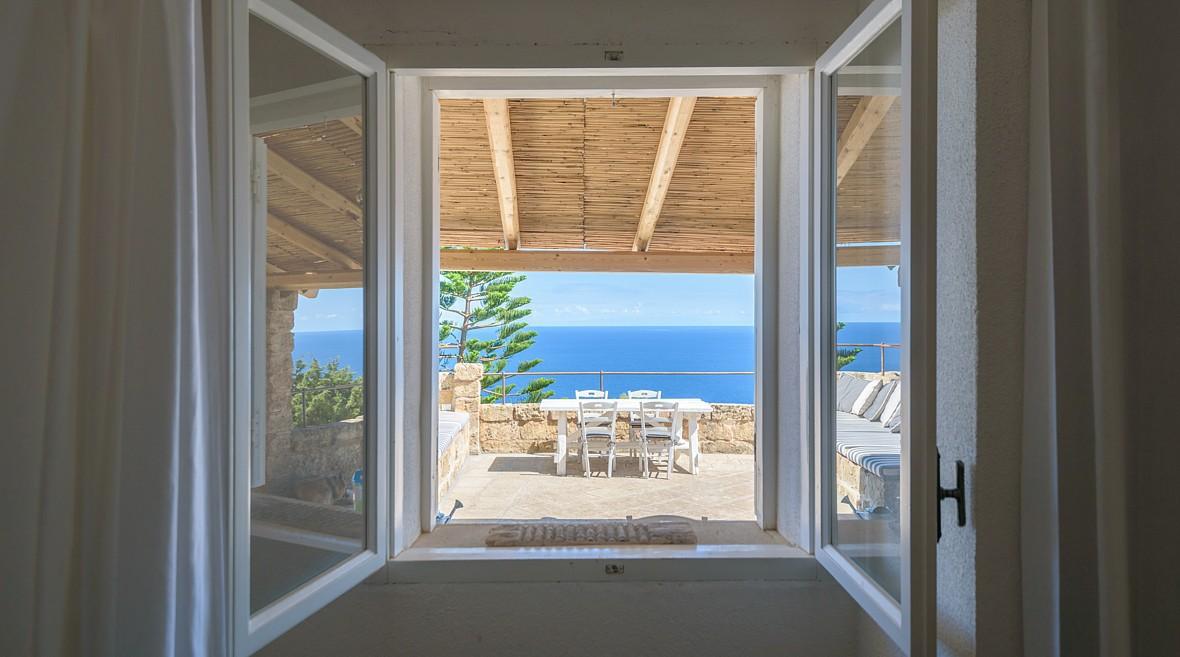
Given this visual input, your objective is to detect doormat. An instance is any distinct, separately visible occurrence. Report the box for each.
[485,519,697,547]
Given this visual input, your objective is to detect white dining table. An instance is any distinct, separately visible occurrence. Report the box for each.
[538,398,713,476]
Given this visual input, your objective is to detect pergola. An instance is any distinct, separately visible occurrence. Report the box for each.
[260,94,899,293]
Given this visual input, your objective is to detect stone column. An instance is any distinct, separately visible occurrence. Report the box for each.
[450,363,483,453]
[265,289,298,492]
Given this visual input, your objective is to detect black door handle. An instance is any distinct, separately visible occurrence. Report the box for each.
[937,449,966,542]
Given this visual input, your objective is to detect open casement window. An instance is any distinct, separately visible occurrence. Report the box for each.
[226,0,390,653]
[811,0,936,654]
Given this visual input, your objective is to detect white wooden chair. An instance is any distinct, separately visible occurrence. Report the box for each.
[635,400,684,478]
[626,390,661,428]
[575,389,608,399]
[576,400,619,477]
[625,390,661,457]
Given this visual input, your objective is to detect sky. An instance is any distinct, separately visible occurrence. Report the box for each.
[835,265,901,323]
[292,268,900,332]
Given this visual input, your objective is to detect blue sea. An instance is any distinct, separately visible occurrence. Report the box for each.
[292,323,900,404]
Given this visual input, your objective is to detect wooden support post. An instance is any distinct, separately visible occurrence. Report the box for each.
[633,96,697,252]
[482,99,521,249]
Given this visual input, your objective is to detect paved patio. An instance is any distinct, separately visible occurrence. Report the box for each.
[439,452,756,522]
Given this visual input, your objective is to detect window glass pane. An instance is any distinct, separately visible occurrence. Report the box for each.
[249,14,367,613]
[830,17,903,601]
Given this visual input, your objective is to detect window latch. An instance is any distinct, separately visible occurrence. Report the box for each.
[936,449,966,542]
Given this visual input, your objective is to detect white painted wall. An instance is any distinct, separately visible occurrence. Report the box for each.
[962,1,1029,653]
[259,578,866,657]
[250,13,355,96]
[291,0,863,69]
[932,0,980,654]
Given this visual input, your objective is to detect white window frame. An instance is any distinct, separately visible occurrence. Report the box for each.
[810,0,937,654]
[205,0,939,649]
[388,69,816,571]
[215,0,391,653]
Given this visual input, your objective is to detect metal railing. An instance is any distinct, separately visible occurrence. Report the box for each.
[292,383,362,427]
[490,370,754,404]
[292,343,901,416]
[836,342,901,375]
[485,343,900,403]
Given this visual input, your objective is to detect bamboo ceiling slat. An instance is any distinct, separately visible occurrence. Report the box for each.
[263,95,900,280]
[656,96,756,253]
[261,121,366,270]
[438,99,504,247]
[835,95,901,245]
[508,99,586,249]
[583,98,668,251]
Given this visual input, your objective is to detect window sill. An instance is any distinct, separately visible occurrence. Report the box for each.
[385,541,817,583]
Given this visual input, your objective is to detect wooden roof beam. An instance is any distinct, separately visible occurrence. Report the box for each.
[339,116,363,136]
[439,244,897,273]
[441,248,749,274]
[482,99,521,250]
[267,148,363,224]
[266,262,319,297]
[836,95,896,187]
[836,244,900,267]
[269,270,363,290]
[633,96,697,252]
[267,212,361,270]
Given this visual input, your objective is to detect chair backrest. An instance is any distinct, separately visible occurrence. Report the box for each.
[575,389,608,399]
[577,400,618,440]
[637,400,681,441]
[626,389,661,400]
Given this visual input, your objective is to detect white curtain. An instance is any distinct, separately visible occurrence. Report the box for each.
[1022,0,1130,656]
[0,1,229,656]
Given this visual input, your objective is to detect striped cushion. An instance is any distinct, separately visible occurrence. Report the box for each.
[438,410,469,457]
[835,412,900,477]
[862,380,897,420]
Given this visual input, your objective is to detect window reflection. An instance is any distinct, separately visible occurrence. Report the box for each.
[248,14,367,613]
[830,18,903,602]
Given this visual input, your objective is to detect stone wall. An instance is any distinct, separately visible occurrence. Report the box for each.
[695,404,756,454]
[264,289,298,492]
[436,419,471,498]
[836,452,898,512]
[262,289,366,498]
[447,363,482,451]
[477,403,756,454]
[268,419,364,497]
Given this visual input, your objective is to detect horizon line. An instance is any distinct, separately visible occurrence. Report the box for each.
[292,321,900,334]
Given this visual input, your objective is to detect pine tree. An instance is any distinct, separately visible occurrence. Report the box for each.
[290,357,364,427]
[438,271,555,403]
[836,321,862,370]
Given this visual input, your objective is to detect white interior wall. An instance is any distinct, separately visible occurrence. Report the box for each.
[289,0,862,69]
[249,15,354,95]
[964,1,1029,654]
[259,578,862,657]
[931,0,980,654]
